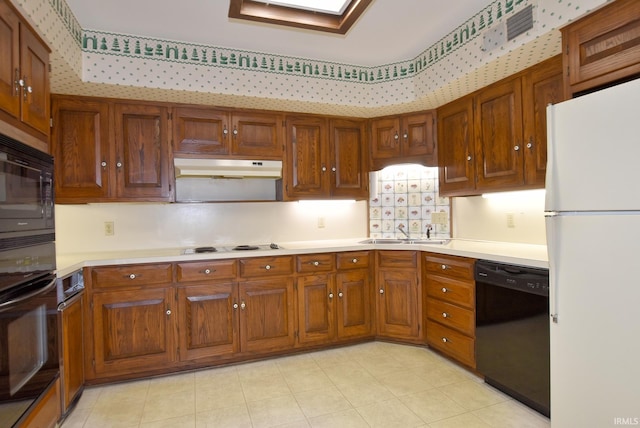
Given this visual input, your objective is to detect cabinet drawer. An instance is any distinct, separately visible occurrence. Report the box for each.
[378,251,417,268]
[239,256,294,277]
[91,264,173,289]
[424,254,474,280]
[336,251,370,270]
[427,321,475,368]
[426,299,474,337]
[426,275,474,309]
[297,253,335,273]
[176,259,237,282]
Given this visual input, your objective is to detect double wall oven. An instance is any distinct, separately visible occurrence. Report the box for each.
[0,133,57,427]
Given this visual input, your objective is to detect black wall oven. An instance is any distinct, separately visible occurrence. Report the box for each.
[0,133,58,428]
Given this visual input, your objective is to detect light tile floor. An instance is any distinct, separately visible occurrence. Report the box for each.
[60,342,550,428]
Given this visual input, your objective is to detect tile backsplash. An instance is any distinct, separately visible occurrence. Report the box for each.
[369,165,451,239]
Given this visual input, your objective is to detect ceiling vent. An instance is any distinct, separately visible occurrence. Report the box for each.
[507,5,534,41]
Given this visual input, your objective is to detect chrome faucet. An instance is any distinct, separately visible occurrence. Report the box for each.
[397,225,410,239]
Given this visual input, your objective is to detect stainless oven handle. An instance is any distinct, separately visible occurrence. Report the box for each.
[0,275,57,312]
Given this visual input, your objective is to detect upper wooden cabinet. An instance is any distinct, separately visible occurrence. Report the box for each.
[562,0,640,97]
[284,114,368,200]
[438,55,563,196]
[0,0,50,144]
[370,111,436,170]
[172,106,283,159]
[51,95,173,203]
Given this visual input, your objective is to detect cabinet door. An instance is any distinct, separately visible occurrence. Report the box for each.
[296,274,335,345]
[60,293,84,412]
[172,106,230,155]
[474,77,524,190]
[92,288,175,377]
[19,24,49,136]
[51,96,112,202]
[239,278,295,353]
[522,55,563,187]
[403,112,435,159]
[437,95,475,196]
[370,116,401,159]
[0,2,20,120]
[377,269,421,340]
[336,269,372,339]
[286,115,327,198]
[231,112,282,158]
[177,283,239,361]
[329,118,367,198]
[114,103,171,200]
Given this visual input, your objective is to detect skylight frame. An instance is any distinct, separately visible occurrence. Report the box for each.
[228,0,373,35]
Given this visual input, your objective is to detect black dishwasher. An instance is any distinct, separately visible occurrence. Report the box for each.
[475,260,550,417]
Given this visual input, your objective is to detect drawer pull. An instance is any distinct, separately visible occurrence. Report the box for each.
[442,337,449,343]
[312,261,320,266]
[441,287,448,293]
[166,309,171,316]
[351,258,358,264]
[338,291,343,298]
[442,312,449,318]
[240,301,246,309]
[265,265,271,270]
[441,264,448,270]
[329,292,334,299]
[129,273,137,280]
[379,288,384,294]
[203,268,215,275]
[233,303,239,309]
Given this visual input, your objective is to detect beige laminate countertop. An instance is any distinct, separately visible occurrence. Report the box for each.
[56,238,548,278]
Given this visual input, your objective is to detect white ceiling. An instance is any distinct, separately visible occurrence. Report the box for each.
[64,0,494,67]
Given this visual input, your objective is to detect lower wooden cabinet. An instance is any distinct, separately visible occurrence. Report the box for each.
[424,253,476,367]
[59,292,84,413]
[376,251,423,342]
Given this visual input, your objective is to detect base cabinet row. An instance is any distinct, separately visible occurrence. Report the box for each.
[80,250,475,384]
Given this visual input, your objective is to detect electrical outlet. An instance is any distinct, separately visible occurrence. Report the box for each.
[431,212,448,225]
[317,217,326,228]
[104,221,115,236]
[506,213,515,228]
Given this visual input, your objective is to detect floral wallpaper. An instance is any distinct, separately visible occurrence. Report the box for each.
[369,165,450,239]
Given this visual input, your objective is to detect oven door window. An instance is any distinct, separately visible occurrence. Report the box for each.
[0,154,48,230]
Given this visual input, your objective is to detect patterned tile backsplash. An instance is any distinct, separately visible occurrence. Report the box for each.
[369,165,451,239]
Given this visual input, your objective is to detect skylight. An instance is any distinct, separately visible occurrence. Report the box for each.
[252,0,351,15]
[228,0,373,34]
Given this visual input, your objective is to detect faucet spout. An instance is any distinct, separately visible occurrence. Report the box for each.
[397,225,410,239]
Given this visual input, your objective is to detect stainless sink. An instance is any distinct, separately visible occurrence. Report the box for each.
[359,238,450,245]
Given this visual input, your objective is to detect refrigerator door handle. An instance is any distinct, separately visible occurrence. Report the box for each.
[545,213,559,323]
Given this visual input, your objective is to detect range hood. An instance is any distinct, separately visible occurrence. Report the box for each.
[174,158,282,178]
[173,158,283,202]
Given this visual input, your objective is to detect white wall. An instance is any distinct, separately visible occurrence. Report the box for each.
[55,200,368,254]
[452,190,546,245]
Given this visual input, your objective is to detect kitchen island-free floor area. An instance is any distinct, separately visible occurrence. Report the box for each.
[60,342,549,428]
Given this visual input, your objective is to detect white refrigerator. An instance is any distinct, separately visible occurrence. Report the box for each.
[545,77,640,427]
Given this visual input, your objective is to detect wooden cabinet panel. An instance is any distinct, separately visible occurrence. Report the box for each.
[329,118,367,198]
[91,263,173,289]
[296,274,335,345]
[425,275,474,309]
[424,254,474,281]
[114,103,171,200]
[172,106,230,155]
[404,112,436,158]
[19,25,49,136]
[522,55,563,187]
[0,1,20,120]
[336,251,370,270]
[286,115,327,197]
[239,278,295,353]
[231,112,282,158]
[177,283,239,360]
[370,116,400,159]
[60,293,84,412]
[474,77,523,190]
[426,321,475,368]
[426,298,474,336]
[437,95,475,196]
[370,112,436,169]
[92,288,175,376]
[176,259,237,282]
[378,250,417,269]
[336,269,372,339]
[296,253,335,273]
[562,0,640,96]
[239,256,294,277]
[377,269,420,340]
[51,96,112,201]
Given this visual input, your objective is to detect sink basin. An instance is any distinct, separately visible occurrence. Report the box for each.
[359,238,450,245]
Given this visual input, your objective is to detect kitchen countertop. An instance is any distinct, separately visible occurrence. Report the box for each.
[56,238,548,278]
